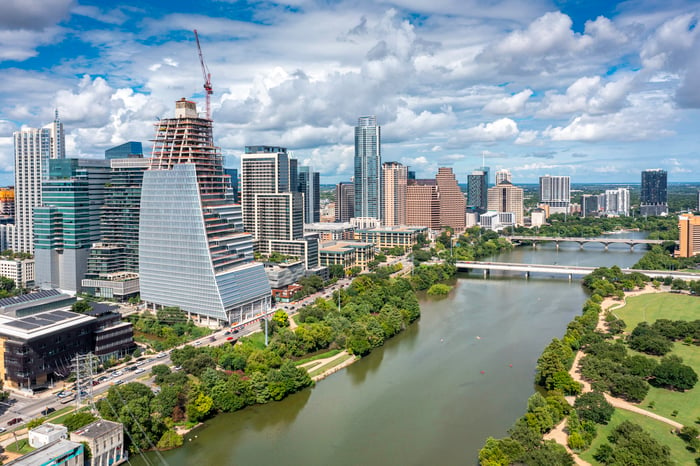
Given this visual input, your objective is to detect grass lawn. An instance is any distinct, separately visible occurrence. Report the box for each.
[613,293,700,330]
[308,353,354,378]
[294,349,341,366]
[579,409,697,465]
[612,292,700,427]
[5,439,35,454]
[239,331,266,350]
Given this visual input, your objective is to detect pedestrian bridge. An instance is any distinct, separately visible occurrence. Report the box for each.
[455,261,700,281]
[506,235,675,251]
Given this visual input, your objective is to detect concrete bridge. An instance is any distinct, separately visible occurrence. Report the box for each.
[455,261,700,282]
[506,235,676,251]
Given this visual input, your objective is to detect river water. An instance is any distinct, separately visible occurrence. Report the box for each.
[135,235,647,466]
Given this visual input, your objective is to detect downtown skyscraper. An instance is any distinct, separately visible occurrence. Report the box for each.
[354,116,381,220]
[539,175,571,215]
[381,161,407,227]
[640,169,668,216]
[13,111,65,253]
[139,99,271,325]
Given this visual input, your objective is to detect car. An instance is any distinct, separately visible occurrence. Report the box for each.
[41,407,56,416]
[134,368,145,374]
[224,330,231,335]
[209,336,216,342]
[112,370,123,377]
[92,380,100,386]
[233,329,239,334]
[113,380,123,385]
[57,391,70,398]
[7,418,22,426]
[226,336,234,341]
[135,361,145,367]
[157,352,167,358]
[173,366,182,371]
[193,340,202,346]
[0,427,6,433]
[97,376,109,383]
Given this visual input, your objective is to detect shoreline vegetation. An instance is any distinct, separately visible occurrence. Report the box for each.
[478,267,700,465]
[103,228,514,456]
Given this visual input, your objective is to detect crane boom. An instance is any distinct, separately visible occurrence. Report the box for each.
[193,29,213,120]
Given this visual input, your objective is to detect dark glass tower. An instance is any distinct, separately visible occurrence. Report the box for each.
[640,169,668,216]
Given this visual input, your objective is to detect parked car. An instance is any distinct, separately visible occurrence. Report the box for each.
[41,407,55,416]
[112,370,123,377]
[134,368,145,374]
[226,336,234,341]
[7,418,22,426]
[135,360,145,367]
[0,427,6,433]
[157,352,167,358]
[113,379,123,385]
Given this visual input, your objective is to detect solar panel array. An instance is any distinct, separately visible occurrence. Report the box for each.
[0,289,62,308]
[4,309,80,331]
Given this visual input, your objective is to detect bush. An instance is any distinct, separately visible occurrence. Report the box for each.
[426,284,452,296]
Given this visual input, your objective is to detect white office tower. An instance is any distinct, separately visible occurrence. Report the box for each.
[13,111,65,253]
[539,175,570,215]
[604,188,630,216]
[139,99,271,325]
[495,169,512,185]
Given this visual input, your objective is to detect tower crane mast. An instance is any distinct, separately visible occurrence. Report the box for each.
[193,29,213,120]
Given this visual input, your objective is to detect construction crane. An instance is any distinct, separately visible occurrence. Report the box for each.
[194,29,213,120]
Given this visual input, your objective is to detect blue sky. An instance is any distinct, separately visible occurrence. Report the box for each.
[1,0,699,186]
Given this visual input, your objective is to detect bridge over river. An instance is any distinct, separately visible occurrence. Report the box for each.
[456,261,700,281]
[506,235,677,251]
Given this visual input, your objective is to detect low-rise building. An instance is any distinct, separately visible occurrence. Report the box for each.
[29,423,68,448]
[319,241,375,273]
[354,226,427,252]
[304,222,354,241]
[0,258,34,289]
[88,304,135,362]
[6,439,84,466]
[70,420,126,466]
[0,289,76,318]
[264,261,306,289]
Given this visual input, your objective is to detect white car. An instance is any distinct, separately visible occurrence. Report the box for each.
[112,370,123,377]
[157,352,167,358]
[134,368,145,374]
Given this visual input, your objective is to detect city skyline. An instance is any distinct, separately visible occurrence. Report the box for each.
[0,1,699,186]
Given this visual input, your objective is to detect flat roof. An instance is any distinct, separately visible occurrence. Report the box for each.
[6,439,82,466]
[0,309,95,340]
[0,289,65,308]
[320,241,373,253]
[355,225,427,233]
[30,423,67,437]
[71,419,122,439]
[304,222,354,231]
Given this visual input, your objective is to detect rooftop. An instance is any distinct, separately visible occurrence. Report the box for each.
[30,423,67,437]
[71,419,122,439]
[6,439,82,466]
[0,309,95,340]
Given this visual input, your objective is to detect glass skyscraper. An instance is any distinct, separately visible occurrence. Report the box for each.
[354,116,381,219]
[640,169,668,216]
[298,166,320,223]
[467,169,488,212]
[139,99,271,324]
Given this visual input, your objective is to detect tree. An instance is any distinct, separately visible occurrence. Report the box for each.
[651,356,699,391]
[517,440,574,466]
[71,300,92,313]
[157,429,183,450]
[328,264,345,279]
[272,310,289,328]
[151,364,171,384]
[186,388,214,422]
[574,391,614,425]
[0,276,15,292]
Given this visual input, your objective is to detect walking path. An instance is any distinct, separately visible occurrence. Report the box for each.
[548,284,682,464]
[299,350,359,382]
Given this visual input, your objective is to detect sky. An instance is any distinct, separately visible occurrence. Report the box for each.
[0,0,699,186]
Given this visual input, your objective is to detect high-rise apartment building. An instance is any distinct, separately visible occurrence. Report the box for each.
[105,141,143,160]
[436,167,466,231]
[240,146,290,234]
[335,182,355,222]
[0,188,14,217]
[467,169,488,212]
[13,111,65,253]
[640,169,668,216]
[298,166,320,223]
[581,194,601,218]
[241,146,318,267]
[34,159,110,292]
[487,181,524,225]
[604,188,630,216]
[495,169,512,185]
[381,162,407,227]
[354,116,381,219]
[406,180,440,229]
[82,157,150,299]
[679,213,700,258]
[139,99,271,325]
[539,175,570,215]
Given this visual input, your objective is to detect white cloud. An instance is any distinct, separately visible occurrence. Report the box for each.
[458,118,519,142]
[483,89,533,114]
[538,75,634,117]
[514,130,539,145]
[0,0,72,30]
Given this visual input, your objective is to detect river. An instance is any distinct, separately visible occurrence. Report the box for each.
[135,234,647,466]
